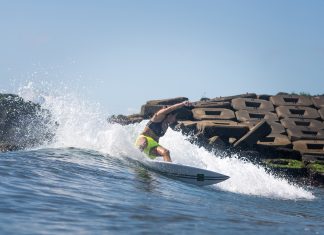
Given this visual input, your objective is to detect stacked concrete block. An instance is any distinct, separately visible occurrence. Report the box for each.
[235,110,279,122]
[192,108,236,121]
[270,95,313,106]
[231,98,274,112]
[269,95,324,183]
[276,106,320,119]
[311,96,324,109]
[293,140,324,155]
[319,108,324,120]
[133,95,324,158]
[280,118,324,130]
[231,98,282,150]
[187,96,291,150]
[191,101,232,109]
[233,120,272,148]
[196,121,249,139]
[257,134,291,149]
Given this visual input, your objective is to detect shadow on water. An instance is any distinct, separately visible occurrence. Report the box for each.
[133,167,158,193]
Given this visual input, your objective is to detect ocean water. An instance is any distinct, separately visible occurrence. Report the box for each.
[0,83,323,234]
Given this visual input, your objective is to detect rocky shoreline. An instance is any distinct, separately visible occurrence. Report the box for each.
[110,93,324,187]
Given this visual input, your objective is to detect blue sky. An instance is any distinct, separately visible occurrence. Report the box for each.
[1,0,324,114]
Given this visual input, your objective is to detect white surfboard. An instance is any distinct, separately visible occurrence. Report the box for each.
[141,159,229,186]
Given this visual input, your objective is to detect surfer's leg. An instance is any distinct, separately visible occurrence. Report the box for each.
[151,146,172,162]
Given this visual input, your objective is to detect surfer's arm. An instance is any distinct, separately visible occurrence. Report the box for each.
[154,101,191,120]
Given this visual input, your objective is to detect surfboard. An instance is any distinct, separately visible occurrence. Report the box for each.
[141,159,229,186]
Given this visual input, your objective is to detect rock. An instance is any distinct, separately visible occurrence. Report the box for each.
[302,154,324,164]
[271,147,302,160]
[306,163,324,186]
[0,93,55,150]
[262,159,308,178]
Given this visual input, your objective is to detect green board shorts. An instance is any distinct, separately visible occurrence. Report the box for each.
[135,135,160,159]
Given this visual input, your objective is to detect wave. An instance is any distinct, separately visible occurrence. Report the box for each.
[17,82,315,200]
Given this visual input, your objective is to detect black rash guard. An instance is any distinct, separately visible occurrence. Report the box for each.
[146,120,167,137]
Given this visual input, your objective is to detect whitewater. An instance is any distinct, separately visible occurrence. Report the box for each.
[0,82,323,234]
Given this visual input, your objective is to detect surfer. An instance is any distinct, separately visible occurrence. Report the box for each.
[135,101,191,162]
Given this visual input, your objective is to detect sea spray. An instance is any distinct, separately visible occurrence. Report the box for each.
[162,129,315,200]
[18,82,315,200]
[17,82,144,157]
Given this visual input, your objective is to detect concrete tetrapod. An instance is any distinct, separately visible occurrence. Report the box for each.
[312,96,324,109]
[270,95,313,106]
[276,106,320,119]
[233,120,272,149]
[192,108,236,121]
[231,98,274,112]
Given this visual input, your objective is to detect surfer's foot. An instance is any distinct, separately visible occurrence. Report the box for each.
[163,156,172,162]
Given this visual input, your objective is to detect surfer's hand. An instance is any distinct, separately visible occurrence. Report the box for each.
[182,101,192,107]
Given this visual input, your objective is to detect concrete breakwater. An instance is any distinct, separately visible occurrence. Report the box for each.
[109,93,324,186]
